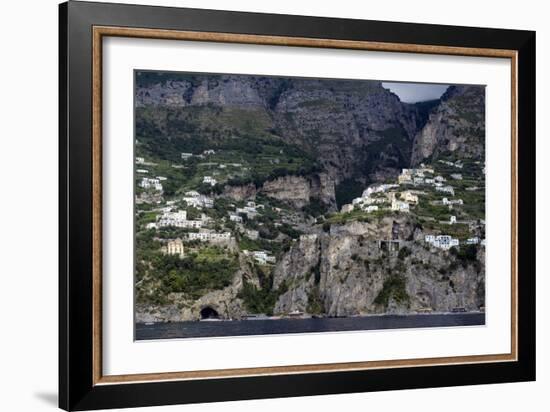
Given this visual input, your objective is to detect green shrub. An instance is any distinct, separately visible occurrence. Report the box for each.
[374,275,409,307]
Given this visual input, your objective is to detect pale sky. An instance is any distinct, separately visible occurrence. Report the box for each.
[382,82,449,103]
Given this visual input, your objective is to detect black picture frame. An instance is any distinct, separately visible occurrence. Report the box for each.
[59,1,536,410]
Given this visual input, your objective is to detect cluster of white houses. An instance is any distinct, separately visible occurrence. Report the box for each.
[182,191,214,209]
[161,231,233,258]
[139,177,163,191]
[424,234,485,250]
[147,210,208,230]
[187,230,232,243]
[397,165,435,185]
[342,183,420,214]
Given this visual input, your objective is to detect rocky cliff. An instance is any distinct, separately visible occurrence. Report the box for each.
[411,85,486,165]
[273,218,484,316]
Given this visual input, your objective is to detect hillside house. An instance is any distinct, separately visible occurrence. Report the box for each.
[203,149,216,155]
[136,157,145,164]
[245,229,259,240]
[401,191,419,204]
[450,215,457,224]
[181,152,193,160]
[236,205,258,218]
[425,234,459,250]
[436,185,455,196]
[451,173,463,180]
[363,205,379,213]
[162,238,185,258]
[391,198,410,212]
[419,164,435,174]
[187,231,231,243]
[441,198,462,206]
[229,213,243,223]
[203,176,217,186]
[251,251,276,265]
[136,169,149,174]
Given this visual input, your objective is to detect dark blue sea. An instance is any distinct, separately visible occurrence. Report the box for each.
[135,313,485,340]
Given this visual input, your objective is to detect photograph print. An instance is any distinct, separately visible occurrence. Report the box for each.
[134,70,486,340]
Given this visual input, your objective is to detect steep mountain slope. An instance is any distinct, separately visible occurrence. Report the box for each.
[411,85,486,165]
[136,73,426,187]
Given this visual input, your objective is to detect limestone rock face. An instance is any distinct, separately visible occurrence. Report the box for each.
[271,217,485,317]
[190,78,264,108]
[261,176,312,208]
[411,85,486,165]
[260,174,336,209]
[223,183,257,201]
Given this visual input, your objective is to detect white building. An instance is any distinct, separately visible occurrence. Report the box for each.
[425,235,460,250]
[401,191,419,204]
[236,205,258,218]
[450,215,457,224]
[436,185,455,196]
[162,238,185,258]
[451,173,463,180]
[203,176,217,186]
[364,205,379,213]
[466,237,480,245]
[136,157,145,164]
[391,196,410,212]
[181,152,193,160]
[419,164,435,174]
[398,169,413,184]
[187,231,231,243]
[229,213,243,223]
[203,149,216,155]
[156,176,167,181]
[245,229,259,240]
[251,251,276,265]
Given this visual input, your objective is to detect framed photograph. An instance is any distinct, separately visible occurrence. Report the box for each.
[59,1,535,410]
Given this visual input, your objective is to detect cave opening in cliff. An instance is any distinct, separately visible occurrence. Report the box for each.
[200,306,220,320]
